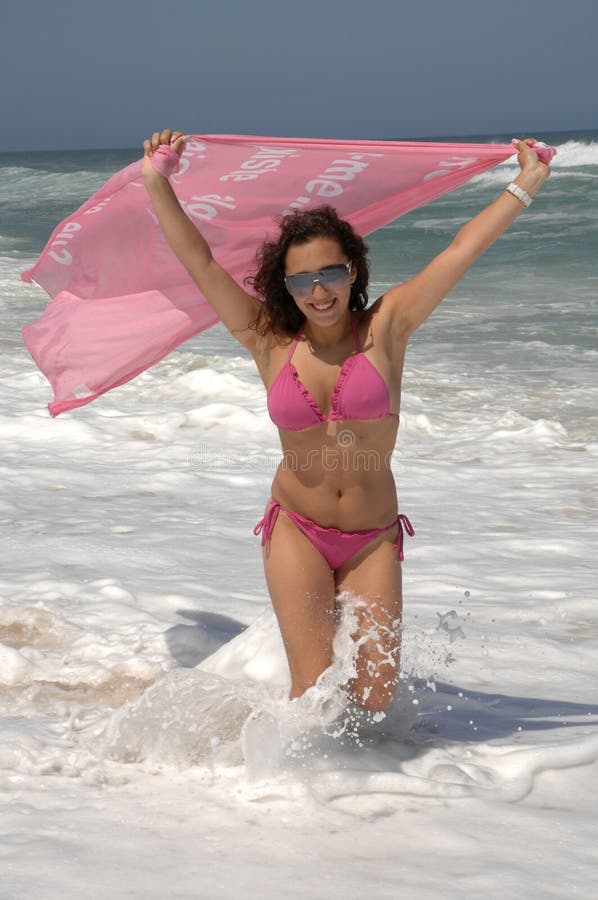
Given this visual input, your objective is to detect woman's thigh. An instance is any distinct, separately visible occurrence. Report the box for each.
[334,532,403,710]
[261,504,337,696]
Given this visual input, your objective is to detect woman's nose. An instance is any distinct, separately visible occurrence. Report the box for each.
[310,278,329,298]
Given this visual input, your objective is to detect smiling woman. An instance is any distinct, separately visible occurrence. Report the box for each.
[284,260,353,306]
[139,127,551,714]
[247,206,371,337]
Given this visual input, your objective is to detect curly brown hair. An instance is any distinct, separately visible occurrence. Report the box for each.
[245,206,370,338]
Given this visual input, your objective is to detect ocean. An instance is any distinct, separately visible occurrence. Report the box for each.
[1,130,597,899]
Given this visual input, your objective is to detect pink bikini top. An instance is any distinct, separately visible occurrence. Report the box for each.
[267,315,399,431]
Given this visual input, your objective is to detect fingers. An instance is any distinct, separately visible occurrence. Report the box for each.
[170,131,186,156]
[512,136,541,164]
[512,137,538,150]
[511,137,552,184]
[143,129,185,155]
[512,136,551,159]
[511,137,533,152]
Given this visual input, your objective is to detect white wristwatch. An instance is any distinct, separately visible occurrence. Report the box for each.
[506,182,533,208]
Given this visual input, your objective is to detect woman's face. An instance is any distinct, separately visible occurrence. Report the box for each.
[284,236,355,325]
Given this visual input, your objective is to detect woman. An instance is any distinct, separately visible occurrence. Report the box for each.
[142,130,550,715]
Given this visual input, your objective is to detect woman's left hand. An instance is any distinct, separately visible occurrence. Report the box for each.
[510,138,552,198]
[513,137,552,183]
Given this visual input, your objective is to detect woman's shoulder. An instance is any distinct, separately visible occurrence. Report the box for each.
[251,322,297,372]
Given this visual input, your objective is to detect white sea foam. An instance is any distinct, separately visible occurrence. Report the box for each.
[473,167,598,190]
[0,166,107,204]
[548,139,598,167]
[2,137,598,900]
[467,141,598,192]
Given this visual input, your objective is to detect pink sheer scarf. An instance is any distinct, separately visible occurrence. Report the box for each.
[22,133,527,416]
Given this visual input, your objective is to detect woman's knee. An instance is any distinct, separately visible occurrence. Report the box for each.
[352,677,398,713]
[350,653,400,712]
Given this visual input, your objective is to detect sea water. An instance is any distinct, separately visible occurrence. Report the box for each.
[1,131,597,899]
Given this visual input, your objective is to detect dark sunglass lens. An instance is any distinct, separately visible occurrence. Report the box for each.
[285,273,312,297]
[285,263,350,298]
[320,264,350,287]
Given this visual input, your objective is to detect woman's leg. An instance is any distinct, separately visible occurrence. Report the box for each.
[334,531,403,713]
[261,503,337,700]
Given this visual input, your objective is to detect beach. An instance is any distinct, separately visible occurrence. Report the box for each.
[1,131,597,898]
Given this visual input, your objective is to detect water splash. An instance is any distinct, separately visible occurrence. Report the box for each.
[99,591,404,783]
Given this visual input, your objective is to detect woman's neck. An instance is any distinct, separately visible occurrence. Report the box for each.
[302,311,353,352]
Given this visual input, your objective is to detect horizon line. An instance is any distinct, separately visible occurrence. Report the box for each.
[1,126,596,156]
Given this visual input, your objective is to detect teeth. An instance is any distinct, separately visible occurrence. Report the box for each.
[312,299,335,310]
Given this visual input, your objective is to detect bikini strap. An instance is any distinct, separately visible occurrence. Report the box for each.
[351,314,364,352]
[286,323,304,363]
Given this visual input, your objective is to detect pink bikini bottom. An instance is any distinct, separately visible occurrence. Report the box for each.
[253,498,414,570]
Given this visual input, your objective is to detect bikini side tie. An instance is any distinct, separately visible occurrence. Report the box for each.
[253,499,281,547]
[392,514,415,562]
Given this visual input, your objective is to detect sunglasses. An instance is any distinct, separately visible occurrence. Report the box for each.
[284,261,353,299]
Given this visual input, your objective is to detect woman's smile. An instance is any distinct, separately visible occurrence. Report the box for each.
[309,296,337,312]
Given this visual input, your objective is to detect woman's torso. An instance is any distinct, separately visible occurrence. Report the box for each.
[253,297,408,530]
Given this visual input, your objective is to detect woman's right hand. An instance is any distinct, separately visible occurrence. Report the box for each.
[141,129,185,179]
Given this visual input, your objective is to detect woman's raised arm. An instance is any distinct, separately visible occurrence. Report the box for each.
[384,139,551,339]
[142,130,262,353]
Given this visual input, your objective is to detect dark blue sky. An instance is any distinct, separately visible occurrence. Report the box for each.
[2,0,597,151]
